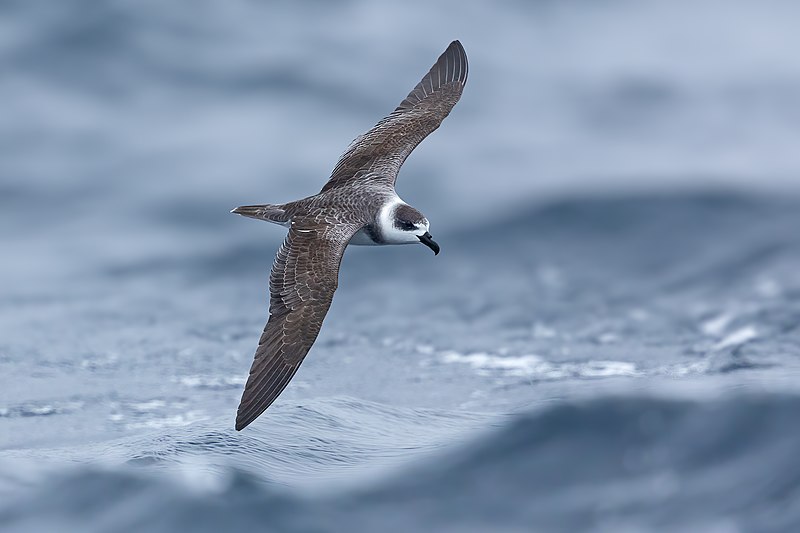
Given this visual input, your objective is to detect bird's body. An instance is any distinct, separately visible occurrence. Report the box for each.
[231,41,468,430]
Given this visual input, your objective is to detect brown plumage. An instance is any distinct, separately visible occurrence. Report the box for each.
[232,41,468,430]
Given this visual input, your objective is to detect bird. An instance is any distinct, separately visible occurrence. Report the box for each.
[231,40,468,430]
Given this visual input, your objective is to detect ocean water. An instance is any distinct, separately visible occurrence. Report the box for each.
[2,1,800,532]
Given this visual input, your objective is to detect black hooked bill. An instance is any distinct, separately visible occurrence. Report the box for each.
[418,232,440,255]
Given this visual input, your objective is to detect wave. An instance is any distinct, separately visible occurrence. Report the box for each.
[2,392,800,532]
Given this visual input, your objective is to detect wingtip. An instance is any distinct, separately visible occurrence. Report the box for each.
[235,414,249,431]
[447,40,466,56]
[444,40,468,86]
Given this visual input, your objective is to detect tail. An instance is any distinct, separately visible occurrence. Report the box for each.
[231,203,290,226]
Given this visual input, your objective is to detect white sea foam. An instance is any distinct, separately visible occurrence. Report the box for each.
[175,376,246,390]
[656,361,711,377]
[440,352,639,379]
[712,326,758,351]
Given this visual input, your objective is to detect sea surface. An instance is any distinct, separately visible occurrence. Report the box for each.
[2,1,800,532]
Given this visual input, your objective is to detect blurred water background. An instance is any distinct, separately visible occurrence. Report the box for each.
[2,1,800,532]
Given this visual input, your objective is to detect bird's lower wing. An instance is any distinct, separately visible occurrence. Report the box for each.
[235,222,361,430]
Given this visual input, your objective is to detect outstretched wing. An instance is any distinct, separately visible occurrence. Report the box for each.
[321,40,468,192]
[235,221,361,430]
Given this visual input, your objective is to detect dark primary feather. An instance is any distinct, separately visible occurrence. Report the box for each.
[321,40,468,192]
[235,222,361,430]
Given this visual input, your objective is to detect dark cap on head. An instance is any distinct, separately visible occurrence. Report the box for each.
[393,204,426,228]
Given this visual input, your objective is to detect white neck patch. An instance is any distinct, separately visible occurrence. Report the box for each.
[377,197,429,245]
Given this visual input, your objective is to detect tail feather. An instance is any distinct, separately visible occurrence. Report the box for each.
[231,204,290,225]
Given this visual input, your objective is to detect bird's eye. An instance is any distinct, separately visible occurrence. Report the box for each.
[398,221,415,231]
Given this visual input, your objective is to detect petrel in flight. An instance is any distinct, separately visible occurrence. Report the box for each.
[231,41,468,430]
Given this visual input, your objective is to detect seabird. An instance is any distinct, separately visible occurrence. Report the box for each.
[231,41,468,430]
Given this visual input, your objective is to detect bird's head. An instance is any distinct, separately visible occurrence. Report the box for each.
[380,202,439,254]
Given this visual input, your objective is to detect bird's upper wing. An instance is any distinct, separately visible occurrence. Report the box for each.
[235,221,362,430]
[320,40,468,193]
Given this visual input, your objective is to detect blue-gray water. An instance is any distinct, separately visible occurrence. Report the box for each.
[2,2,800,532]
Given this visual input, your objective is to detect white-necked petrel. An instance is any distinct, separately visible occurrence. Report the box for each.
[231,41,468,430]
